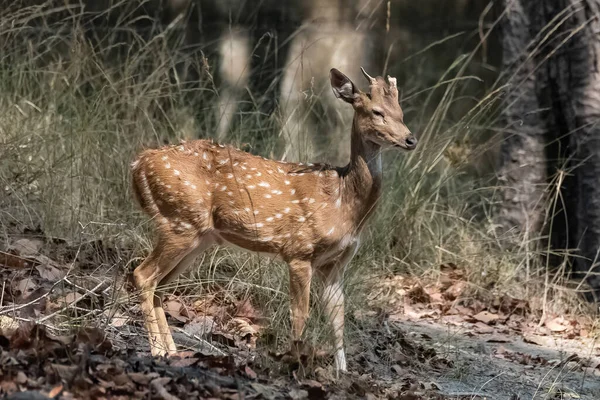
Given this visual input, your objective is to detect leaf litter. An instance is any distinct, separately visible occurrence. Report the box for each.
[1,233,600,398]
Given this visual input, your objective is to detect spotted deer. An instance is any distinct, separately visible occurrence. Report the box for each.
[131,68,417,373]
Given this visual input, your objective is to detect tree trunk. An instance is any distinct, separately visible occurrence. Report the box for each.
[498,0,600,298]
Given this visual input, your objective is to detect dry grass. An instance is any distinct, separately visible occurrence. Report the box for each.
[0,2,597,373]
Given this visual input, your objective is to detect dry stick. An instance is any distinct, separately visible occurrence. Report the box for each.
[38,279,108,324]
[0,280,5,308]
[172,326,226,357]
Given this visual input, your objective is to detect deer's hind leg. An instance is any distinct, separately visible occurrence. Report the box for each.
[133,230,208,357]
[153,235,214,354]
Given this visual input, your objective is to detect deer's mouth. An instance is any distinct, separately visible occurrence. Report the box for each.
[394,142,417,151]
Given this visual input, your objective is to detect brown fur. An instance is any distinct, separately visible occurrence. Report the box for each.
[131,68,416,374]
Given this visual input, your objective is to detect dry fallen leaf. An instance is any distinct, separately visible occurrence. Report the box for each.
[14,278,37,299]
[473,311,500,325]
[0,315,20,337]
[545,317,568,333]
[0,250,33,269]
[10,238,44,256]
[36,263,65,281]
[164,299,191,323]
[48,384,63,398]
[474,322,495,334]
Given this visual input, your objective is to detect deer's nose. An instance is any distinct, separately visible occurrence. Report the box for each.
[405,135,418,150]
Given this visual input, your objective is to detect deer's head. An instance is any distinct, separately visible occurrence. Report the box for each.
[330,68,417,151]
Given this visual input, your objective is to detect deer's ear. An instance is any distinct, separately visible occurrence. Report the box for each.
[330,68,358,104]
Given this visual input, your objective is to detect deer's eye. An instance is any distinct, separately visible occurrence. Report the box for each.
[373,109,385,118]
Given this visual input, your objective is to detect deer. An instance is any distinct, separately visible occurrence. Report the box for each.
[130,67,417,374]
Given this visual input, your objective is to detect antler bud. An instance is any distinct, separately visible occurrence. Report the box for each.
[387,76,397,89]
[360,67,376,85]
[387,75,398,97]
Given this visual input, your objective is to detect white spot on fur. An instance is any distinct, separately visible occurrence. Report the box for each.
[272,190,283,195]
[247,185,256,189]
[327,227,335,236]
[220,186,228,191]
[275,213,282,219]
[291,200,300,204]
[290,189,296,195]
[284,180,291,185]
[255,172,262,177]
[255,222,264,228]
[174,170,180,176]
[191,184,197,190]
[266,217,274,222]
[258,182,270,188]
[253,210,259,215]
[227,173,234,179]
[308,198,315,204]
[165,163,171,169]
[264,194,272,199]
[284,208,291,213]
[202,152,208,160]
[298,216,306,222]
[184,181,190,186]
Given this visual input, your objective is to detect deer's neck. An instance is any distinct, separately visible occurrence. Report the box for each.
[341,115,383,229]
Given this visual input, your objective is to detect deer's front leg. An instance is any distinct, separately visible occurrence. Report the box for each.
[321,267,346,373]
[319,243,359,374]
[288,260,313,340]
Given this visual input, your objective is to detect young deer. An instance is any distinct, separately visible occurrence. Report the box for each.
[131,68,417,373]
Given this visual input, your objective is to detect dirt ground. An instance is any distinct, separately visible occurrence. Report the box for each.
[1,235,600,399]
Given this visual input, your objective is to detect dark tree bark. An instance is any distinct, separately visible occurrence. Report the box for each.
[497,0,548,236]
[498,0,600,298]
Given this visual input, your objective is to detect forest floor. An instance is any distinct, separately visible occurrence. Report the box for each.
[1,231,600,400]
